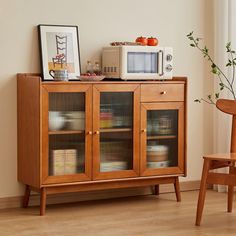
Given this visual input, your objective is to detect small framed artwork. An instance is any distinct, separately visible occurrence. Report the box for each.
[38,24,81,80]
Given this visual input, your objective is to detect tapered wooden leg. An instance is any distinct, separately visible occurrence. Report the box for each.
[228,166,234,212]
[195,159,211,226]
[22,185,31,208]
[40,188,47,216]
[153,185,159,195]
[174,177,181,202]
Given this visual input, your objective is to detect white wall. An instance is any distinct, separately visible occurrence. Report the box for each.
[0,0,213,198]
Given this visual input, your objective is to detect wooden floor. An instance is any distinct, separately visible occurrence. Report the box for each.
[0,190,236,236]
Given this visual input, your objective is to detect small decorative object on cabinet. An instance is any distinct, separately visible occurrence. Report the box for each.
[17,73,187,215]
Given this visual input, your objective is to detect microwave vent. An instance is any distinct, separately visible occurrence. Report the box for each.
[103,66,117,74]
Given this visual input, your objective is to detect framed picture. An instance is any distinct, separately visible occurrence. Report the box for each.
[38,24,81,80]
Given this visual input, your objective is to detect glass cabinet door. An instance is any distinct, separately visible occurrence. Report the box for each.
[140,102,185,176]
[42,84,92,184]
[93,84,140,180]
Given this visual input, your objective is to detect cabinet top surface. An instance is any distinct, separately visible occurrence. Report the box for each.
[17,74,187,85]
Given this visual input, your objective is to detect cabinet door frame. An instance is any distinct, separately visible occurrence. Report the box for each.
[41,84,93,184]
[140,102,185,176]
[92,84,140,180]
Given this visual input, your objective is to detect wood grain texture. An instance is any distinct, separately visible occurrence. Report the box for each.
[216,99,236,115]
[17,74,187,215]
[41,84,93,185]
[1,191,236,235]
[196,159,211,226]
[141,84,185,102]
[92,84,140,180]
[140,102,185,177]
[0,180,200,210]
[17,74,41,188]
[45,176,178,195]
[196,98,236,225]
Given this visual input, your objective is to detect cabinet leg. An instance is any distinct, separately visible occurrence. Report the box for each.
[40,188,47,216]
[228,185,234,212]
[22,185,31,208]
[174,177,181,202]
[153,185,159,195]
[195,159,211,226]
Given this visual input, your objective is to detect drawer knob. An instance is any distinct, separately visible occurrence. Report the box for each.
[94,131,100,135]
[161,91,167,95]
[142,129,147,133]
[87,131,92,135]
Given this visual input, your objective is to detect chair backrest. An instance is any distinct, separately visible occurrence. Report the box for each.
[55,35,67,60]
[216,99,236,115]
[216,99,236,152]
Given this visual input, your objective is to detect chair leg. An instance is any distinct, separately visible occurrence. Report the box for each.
[228,166,234,212]
[153,185,159,195]
[22,185,31,208]
[195,159,211,226]
[174,177,181,202]
[40,188,47,216]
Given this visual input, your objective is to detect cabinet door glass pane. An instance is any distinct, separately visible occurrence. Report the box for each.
[100,92,133,172]
[146,110,178,169]
[48,92,85,176]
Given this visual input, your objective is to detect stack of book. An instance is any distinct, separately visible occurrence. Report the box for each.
[50,149,77,176]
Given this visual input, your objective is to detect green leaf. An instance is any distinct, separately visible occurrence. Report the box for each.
[187,32,193,37]
[190,44,195,47]
[226,42,231,52]
[211,68,218,74]
[207,95,212,100]
[215,93,219,99]
[211,63,216,68]
[219,82,224,90]
[201,46,209,56]
[194,99,201,103]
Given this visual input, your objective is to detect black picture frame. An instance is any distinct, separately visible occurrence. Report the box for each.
[38,24,81,81]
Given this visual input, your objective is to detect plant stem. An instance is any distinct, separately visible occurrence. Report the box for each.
[230,51,235,87]
[217,74,232,93]
[193,38,236,99]
[200,98,215,105]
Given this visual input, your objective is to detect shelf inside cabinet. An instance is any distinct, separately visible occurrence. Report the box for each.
[100,128,132,133]
[48,130,85,135]
[147,135,177,140]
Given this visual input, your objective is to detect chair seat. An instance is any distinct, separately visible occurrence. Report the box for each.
[204,153,236,161]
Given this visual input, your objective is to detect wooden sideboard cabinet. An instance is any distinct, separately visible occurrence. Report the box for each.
[17,73,187,215]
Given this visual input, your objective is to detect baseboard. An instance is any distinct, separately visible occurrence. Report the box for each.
[0,180,200,210]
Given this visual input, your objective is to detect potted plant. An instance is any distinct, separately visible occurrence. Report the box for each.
[187,31,236,104]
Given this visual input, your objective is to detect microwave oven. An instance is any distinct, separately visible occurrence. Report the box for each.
[102,46,173,80]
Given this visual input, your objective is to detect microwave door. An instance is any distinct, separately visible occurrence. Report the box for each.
[127,52,158,74]
[128,52,145,73]
[158,50,164,76]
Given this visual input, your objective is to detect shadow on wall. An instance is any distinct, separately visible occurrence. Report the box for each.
[0,75,24,197]
[29,26,41,73]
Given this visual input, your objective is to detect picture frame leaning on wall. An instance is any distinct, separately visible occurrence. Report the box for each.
[38,24,81,81]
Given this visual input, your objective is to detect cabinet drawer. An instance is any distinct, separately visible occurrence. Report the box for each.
[141,84,184,102]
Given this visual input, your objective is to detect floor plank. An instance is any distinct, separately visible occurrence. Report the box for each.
[0,190,235,236]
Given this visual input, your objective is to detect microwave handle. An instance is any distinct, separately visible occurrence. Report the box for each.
[158,50,164,76]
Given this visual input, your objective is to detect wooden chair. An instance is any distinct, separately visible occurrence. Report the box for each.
[52,35,67,68]
[196,99,236,226]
